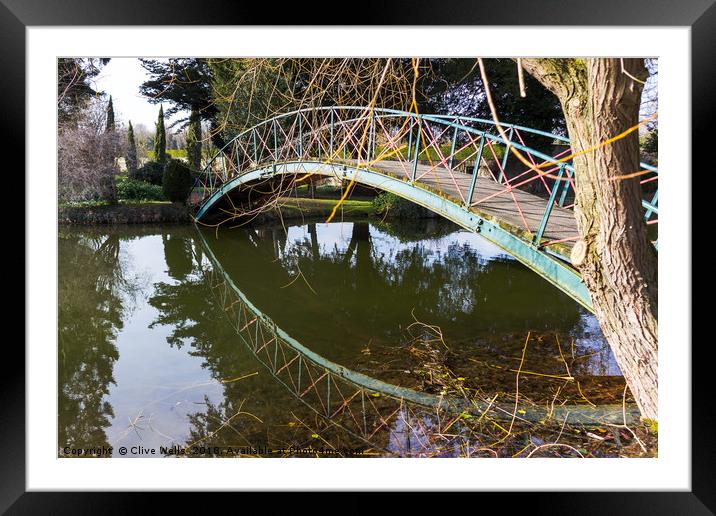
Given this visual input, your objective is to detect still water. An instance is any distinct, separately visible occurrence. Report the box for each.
[59,219,624,458]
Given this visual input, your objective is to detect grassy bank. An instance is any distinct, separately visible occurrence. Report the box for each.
[57,198,376,225]
[57,188,431,226]
[257,197,377,221]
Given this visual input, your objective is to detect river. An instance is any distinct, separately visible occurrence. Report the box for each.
[58,218,627,458]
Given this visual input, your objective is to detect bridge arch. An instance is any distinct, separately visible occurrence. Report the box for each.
[190,106,659,312]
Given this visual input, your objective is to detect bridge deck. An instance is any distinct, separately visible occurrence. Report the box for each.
[367,160,578,249]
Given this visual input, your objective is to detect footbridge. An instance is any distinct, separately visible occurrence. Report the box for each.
[189,106,659,312]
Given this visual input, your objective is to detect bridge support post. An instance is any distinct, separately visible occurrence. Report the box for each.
[329,109,334,158]
[644,190,658,220]
[273,119,278,161]
[534,164,565,246]
[407,123,413,161]
[498,127,514,184]
[411,117,422,183]
[369,111,376,161]
[317,121,322,160]
[466,135,486,208]
[340,112,347,159]
[298,113,303,158]
[448,123,459,170]
[558,166,573,207]
[252,128,258,164]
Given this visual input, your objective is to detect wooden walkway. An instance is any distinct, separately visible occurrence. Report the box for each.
[365,160,579,248]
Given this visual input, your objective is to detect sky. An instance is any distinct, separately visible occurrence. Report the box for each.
[92,58,189,132]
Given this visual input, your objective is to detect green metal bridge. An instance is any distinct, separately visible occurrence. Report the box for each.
[190,106,658,313]
[188,107,655,447]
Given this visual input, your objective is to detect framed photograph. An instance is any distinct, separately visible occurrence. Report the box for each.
[8,0,710,510]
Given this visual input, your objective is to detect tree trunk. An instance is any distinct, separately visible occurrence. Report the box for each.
[520,58,658,421]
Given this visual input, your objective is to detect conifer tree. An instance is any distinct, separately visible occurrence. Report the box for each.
[154,105,167,164]
[126,120,138,175]
[105,95,115,132]
[186,109,202,171]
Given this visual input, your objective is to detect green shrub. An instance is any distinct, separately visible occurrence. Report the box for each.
[641,129,658,155]
[116,175,166,201]
[134,160,165,185]
[639,129,658,166]
[162,159,193,203]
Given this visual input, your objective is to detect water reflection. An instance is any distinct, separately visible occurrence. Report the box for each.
[204,220,619,379]
[58,220,625,458]
[58,230,143,454]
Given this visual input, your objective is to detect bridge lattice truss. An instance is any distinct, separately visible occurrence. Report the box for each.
[190,107,659,311]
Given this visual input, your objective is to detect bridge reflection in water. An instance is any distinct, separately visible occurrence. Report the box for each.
[196,224,639,456]
[58,223,640,458]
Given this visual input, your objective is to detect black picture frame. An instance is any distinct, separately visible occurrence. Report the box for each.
[6,0,709,512]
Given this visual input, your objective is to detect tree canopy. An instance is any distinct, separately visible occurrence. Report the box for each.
[419,59,565,149]
[139,58,216,124]
[180,58,564,150]
[58,58,110,124]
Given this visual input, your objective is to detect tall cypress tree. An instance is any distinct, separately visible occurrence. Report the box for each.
[126,120,138,176]
[186,109,202,172]
[154,105,167,164]
[105,95,115,132]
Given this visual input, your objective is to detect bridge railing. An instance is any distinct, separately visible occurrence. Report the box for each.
[190,106,658,252]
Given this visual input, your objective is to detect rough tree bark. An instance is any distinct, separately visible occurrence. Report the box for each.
[520,58,659,421]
